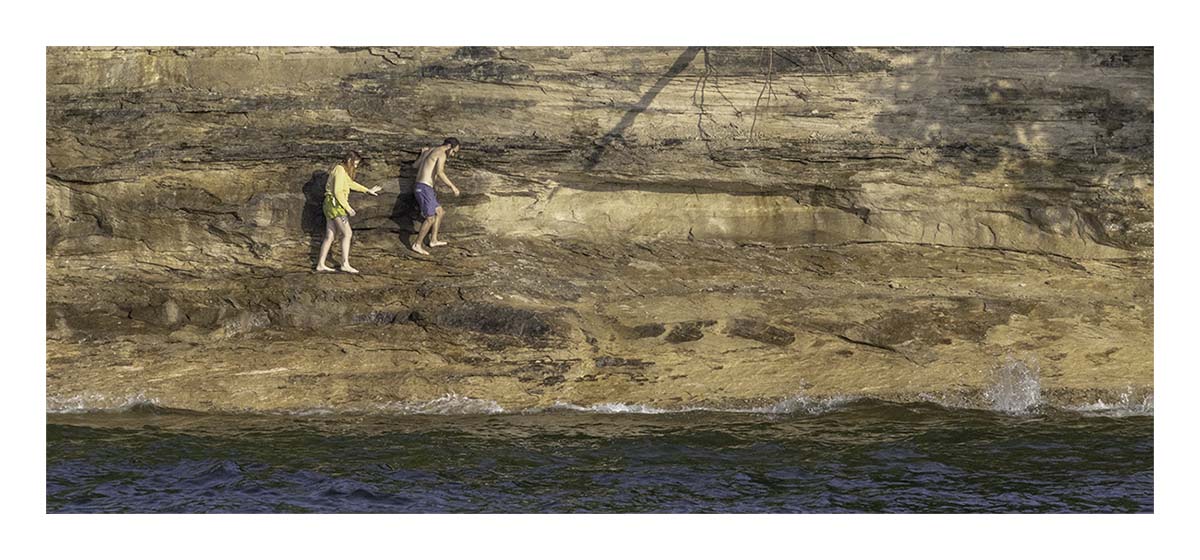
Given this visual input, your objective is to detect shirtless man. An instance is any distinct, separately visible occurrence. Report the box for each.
[409,137,462,255]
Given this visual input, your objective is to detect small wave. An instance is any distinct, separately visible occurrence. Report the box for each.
[366,394,505,415]
[177,394,509,417]
[48,389,1152,418]
[541,394,857,415]
[977,357,1153,417]
[983,356,1042,414]
[743,394,858,414]
[1063,389,1154,417]
[278,407,337,417]
[47,392,161,413]
[545,402,678,414]
[263,395,506,416]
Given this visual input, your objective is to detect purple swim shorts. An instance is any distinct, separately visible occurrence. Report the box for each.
[414,182,440,217]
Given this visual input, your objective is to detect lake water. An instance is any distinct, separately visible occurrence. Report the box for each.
[47,398,1153,513]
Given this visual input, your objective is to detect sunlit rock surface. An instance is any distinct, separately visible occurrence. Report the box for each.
[46,47,1152,412]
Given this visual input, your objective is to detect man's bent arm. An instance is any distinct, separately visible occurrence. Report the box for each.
[435,156,460,195]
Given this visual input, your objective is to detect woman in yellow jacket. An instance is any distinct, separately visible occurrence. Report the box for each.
[316,151,382,273]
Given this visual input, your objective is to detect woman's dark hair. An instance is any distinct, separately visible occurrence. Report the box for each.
[443,138,461,148]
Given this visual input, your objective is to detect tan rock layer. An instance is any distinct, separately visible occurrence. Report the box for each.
[45,47,1153,412]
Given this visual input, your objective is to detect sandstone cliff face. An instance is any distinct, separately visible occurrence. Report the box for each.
[46,47,1153,412]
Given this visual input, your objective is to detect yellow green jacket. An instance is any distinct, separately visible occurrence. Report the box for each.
[325,164,371,212]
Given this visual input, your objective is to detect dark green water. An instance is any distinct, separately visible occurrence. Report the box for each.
[46,400,1153,513]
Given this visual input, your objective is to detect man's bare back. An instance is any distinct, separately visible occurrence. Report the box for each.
[413,145,459,194]
[409,138,461,255]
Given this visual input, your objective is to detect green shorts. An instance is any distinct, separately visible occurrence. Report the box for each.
[323,192,348,221]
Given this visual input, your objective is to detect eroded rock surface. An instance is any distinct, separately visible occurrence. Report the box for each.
[46,47,1153,412]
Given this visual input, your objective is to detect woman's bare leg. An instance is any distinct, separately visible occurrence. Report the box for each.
[316,218,336,271]
[336,217,358,273]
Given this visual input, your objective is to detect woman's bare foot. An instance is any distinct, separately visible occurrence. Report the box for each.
[339,263,360,274]
[429,240,448,247]
[315,264,335,272]
[411,244,431,256]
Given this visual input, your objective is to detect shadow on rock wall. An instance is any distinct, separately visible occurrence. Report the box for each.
[388,155,423,243]
[301,171,329,267]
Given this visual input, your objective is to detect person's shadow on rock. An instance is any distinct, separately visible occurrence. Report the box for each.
[301,170,329,268]
[390,154,424,244]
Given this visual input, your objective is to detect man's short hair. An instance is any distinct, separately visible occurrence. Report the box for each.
[443,137,461,148]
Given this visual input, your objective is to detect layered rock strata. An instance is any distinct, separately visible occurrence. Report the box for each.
[46,47,1153,412]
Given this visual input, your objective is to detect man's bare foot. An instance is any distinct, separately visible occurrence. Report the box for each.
[411,244,431,256]
[339,263,360,274]
[315,264,335,272]
[429,240,448,247]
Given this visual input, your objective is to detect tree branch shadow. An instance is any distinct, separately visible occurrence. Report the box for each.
[583,47,702,170]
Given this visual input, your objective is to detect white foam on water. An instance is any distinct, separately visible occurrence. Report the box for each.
[1064,389,1154,417]
[554,402,681,414]
[372,394,506,415]
[48,384,1151,417]
[983,356,1042,414]
[743,394,857,414]
[47,392,159,413]
[44,392,853,416]
[541,401,680,414]
[257,394,507,416]
[282,407,337,416]
[542,394,856,415]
